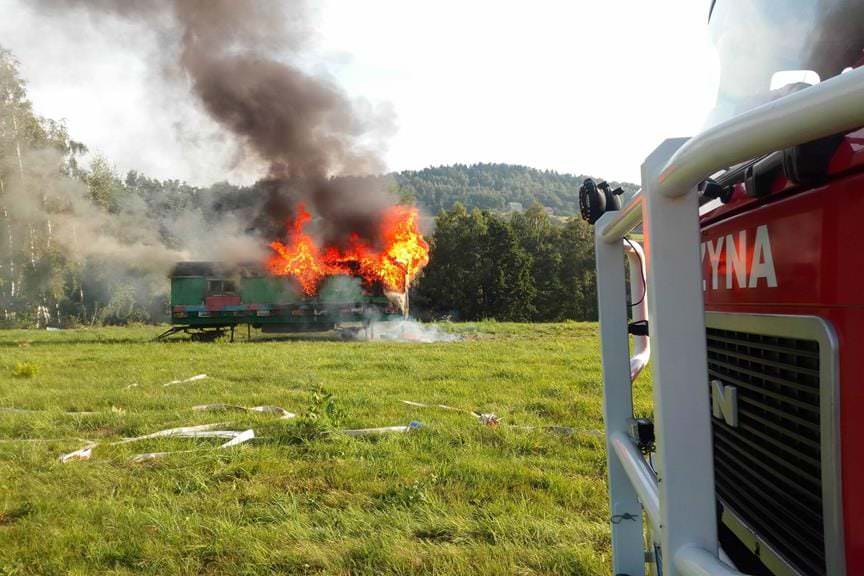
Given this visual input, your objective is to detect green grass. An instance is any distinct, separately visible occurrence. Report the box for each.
[0,323,652,575]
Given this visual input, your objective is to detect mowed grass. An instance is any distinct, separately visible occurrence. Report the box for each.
[0,323,652,575]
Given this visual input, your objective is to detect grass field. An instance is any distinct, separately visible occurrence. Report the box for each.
[0,323,652,575]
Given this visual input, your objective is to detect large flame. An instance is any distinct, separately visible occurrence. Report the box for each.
[267,204,430,295]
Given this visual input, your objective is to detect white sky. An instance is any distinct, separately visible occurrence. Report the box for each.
[0,0,719,185]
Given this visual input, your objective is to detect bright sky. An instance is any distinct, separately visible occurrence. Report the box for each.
[0,0,719,185]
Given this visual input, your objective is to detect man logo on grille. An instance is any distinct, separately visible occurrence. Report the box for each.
[711,379,739,427]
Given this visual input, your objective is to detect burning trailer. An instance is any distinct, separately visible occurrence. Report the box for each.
[160,204,429,340]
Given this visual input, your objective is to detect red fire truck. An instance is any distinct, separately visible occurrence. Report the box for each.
[584,2,864,575]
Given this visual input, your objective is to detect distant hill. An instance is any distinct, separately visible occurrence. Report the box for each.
[391,163,638,216]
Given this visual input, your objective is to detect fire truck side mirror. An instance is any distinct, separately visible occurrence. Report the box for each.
[580,179,623,225]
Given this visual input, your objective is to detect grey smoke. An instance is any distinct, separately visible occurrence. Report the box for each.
[31,0,399,247]
[1,0,408,321]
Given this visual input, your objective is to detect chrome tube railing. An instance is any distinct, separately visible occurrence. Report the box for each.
[601,65,864,245]
[625,240,649,380]
[610,431,660,535]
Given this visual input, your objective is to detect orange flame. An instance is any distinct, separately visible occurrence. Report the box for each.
[267,204,430,295]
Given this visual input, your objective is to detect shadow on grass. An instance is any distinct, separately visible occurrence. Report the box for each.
[160,330,350,344]
[0,329,357,347]
[0,336,154,348]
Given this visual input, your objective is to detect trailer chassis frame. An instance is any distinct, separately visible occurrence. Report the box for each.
[155,325,237,342]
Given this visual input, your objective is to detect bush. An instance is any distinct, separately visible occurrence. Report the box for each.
[12,362,38,379]
[291,386,346,442]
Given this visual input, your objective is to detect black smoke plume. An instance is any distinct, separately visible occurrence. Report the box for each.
[33,0,397,246]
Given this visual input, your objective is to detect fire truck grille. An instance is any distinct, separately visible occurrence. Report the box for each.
[707,327,823,576]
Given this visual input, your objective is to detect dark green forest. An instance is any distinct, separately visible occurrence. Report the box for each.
[415,203,597,322]
[0,47,622,327]
[396,164,637,216]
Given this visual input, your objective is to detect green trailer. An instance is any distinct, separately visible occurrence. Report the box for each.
[159,262,404,340]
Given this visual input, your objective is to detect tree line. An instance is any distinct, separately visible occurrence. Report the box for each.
[395,163,637,216]
[0,46,611,327]
[414,203,597,321]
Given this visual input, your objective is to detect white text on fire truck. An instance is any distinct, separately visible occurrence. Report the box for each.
[701,224,777,290]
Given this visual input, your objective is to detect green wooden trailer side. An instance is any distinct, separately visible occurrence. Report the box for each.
[165,262,402,338]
